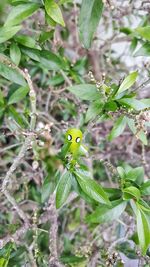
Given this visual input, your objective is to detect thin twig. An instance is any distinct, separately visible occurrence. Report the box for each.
[133,77,150,92]
[48,194,64,267]
[60,69,72,86]
[0,224,29,249]
[0,142,23,154]
[0,55,37,240]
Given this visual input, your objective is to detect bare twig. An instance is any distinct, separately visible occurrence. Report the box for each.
[60,69,72,86]
[0,224,29,249]
[47,194,64,267]
[0,55,37,241]
[0,142,23,154]
[133,77,150,92]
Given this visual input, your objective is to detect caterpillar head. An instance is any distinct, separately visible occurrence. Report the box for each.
[65,128,83,144]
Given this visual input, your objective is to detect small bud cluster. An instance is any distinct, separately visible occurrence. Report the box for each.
[88,71,106,90]
[135,108,150,138]
[100,159,118,177]
[106,251,124,266]
[75,243,92,258]
[33,210,39,261]
[111,107,150,142]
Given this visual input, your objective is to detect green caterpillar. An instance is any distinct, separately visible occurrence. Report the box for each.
[65,128,88,158]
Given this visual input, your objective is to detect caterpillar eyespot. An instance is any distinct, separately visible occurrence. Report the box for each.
[65,128,83,155]
[76,137,80,143]
[68,134,72,141]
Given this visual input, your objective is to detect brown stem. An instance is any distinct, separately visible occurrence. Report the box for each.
[48,194,64,267]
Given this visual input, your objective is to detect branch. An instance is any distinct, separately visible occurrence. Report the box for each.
[0,55,37,224]
[0,224,29,249]
[133,77,150,92]
[47,194,64,267]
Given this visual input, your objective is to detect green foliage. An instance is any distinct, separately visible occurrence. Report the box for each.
[85,99,104,122]
[79,0,103,48]
[123,186,141,201]
[74,169,111,205]
[0,243,13,267]
[0,1,150,265]
[135,26,150,41]
[0,25,22,44]
[108,115,127,141]
[45,0,65,27]
[10,42,21,66]
[141,181,150,196]
[8,86,29,105]
[86,199,127,224]
[56,171,72,208]
[0,56,26,85]
[4,3,40,27]
[134,42,150,57]
[67,84,100,100]
[136,203,150,254]
[116,71,138,97]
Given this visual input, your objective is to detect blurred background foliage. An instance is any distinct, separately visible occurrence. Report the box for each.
[0,0,150,266]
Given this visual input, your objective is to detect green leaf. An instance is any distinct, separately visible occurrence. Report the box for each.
[116,71,138,96]
[79,0,104,48]
[0,107,5,120]
[135,26,150,41]
[0,57,26,86]
[59,0,72,4]
[85,100,103,122]
[75,169,111,205]
[21,47,40,61]
[8,105,28,128]
[86,199,126,224]
[138,201,150,213]
[56,171,72,208]
[60,254,86,265]
[8,86,29,105]
[117,166,125,179]
[134,42,150,57]
[104,188,122,200]
[118,98,150,111]
[141,181,150,196]
[48,74,64,86]
[0,258,8,267]
[21,47,66,70]
[108,115,127,141]
[104,101,118,112]
[130,37,138,53]
[0,243,12,267]
[58,143,71,160]
[0,89,4,105]
[71,173,96,204]
[5,3,40,27]
[123,186,141,201]
[45,11,56,27]
[40,50,66,70]
[15,35,36,48]
[126,167,144,184]
[0,25,21,44]
[39,30,54,44]
[45,0,65,27]
[67,84,100,100]
[136,203,150,254]
[10,43,21,65]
